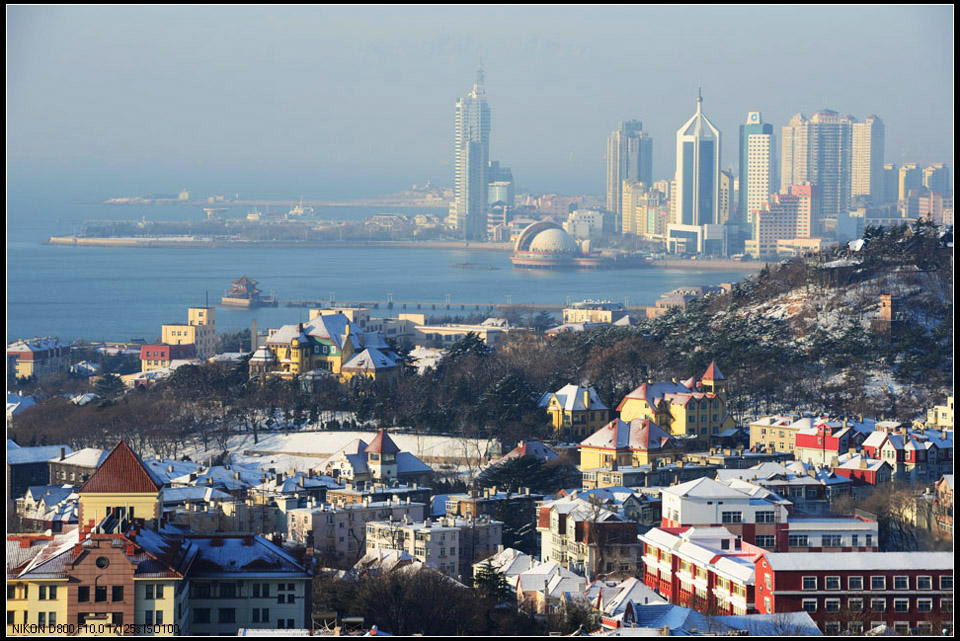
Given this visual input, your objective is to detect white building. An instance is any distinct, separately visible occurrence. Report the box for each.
[851,115,885,203]
[365,517,462,578]
[674,90,722,254]
[739,111,777,235]
[454,64,491,241]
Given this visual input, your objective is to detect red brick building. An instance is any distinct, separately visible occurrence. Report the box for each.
[754,551,954,635]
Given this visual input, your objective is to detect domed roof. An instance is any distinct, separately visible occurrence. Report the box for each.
[529,228,579,254]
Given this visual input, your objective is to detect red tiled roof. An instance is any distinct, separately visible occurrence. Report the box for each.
[79,441,164,494]
[364,430,400,455]
[702,361,725,381]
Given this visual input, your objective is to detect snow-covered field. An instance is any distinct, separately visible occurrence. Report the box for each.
[181,431,497,473]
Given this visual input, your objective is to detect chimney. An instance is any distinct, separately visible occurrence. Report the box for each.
[848,447,857,457]
[859,458,869,470]
[299,476,305,488]
[584,389,590,409]
[60,447,66,461]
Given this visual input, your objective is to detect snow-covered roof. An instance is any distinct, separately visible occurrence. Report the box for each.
[538,384,609,412]
[51,447,107,468]
[8,444,73,466]
[341,348,400,372]
[580,418,675,452]
[188,535,309,578]
[475,547,535,577]
[764,551,953,572]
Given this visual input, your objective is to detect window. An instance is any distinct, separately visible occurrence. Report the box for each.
[893,576,908,590]
[156,584,163,599]
[48,586,56,600]
[821,535,842,547]
[6,585,14,600]
[802,599,817,613]
[78,586,90,602]
[38,612,46,626]
[95,586,107,602]
[755,511,776,523]
[849,598,864,613]
[866,534,873,547]
[871,576,886,590]
[825,576,841,590]
[156,611,163,625]
[917,576,932,590]
[193,609,211,624]
[788,535,808,547]
[849,576,863,591]
[824,622,841,635]
[48,612,56,626]
[145,611,154,626]
[7,612,14,626]
[894,598,909,613]
[802,577,817,591]
[112,586,123,602]
[871,598,886,612]
[145,585,154,600]
[917,598,933,613]
[942,598,953,612]
[755,535,775,548]
[942,576,954,590]
[219,608,236,624]
[825,598,840,612]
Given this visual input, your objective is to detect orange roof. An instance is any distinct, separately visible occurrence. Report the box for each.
[79,441,164,494]
[702,360,725,381]
[364,429,401,455]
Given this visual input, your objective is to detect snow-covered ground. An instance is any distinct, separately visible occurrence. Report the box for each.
[180,430,497,474]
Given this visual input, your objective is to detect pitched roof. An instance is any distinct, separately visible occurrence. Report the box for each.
[538,384,609,412]
[580,418,675,452]
[702,361,725,381]
[79,441,164,494]
[365,430,401,455]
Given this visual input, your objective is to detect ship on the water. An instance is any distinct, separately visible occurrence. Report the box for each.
[221,275,278,308]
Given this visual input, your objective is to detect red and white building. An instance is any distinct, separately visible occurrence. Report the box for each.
[639,526,761,615]
[794,419,867,466]
[659,476,877,552]
[754,551,954,635]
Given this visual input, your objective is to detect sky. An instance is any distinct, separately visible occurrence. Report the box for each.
[7,5,955,202]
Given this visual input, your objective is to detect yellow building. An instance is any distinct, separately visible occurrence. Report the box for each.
[537,384,610,441]
[616,361,736,445]
[7,337,70,380]
[561,301,627,324]
[927,396,954,430]
[161,306,217,359]
[578,417,679,469]
[258,313,400,382]
[7,442,187,637]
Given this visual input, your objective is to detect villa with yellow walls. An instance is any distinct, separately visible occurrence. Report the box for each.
[256,313,400,382]
[616,361,736,445]
[578,417,680,470]
[537,384,610,441]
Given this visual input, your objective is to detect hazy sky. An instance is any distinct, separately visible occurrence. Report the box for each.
[7,5,954,201]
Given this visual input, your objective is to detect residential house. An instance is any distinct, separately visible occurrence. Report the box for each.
[617,362,736,445]
[578,418,679,471]
[538,384,610,441]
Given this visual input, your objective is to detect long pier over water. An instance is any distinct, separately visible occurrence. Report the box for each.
[276,298,651,316]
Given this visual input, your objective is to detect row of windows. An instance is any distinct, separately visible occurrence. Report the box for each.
[802,575,951,591]
[6,611,56,626]
[801,596,946,613]
[7,585,58,600]
[78,585,124,603]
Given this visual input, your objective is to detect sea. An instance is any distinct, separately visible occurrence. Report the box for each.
[6,199,757,344]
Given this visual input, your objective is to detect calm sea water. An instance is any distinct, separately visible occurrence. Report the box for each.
[6,200,754,343]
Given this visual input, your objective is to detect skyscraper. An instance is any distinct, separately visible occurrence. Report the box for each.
[738,111,776,235]
[898,164,922,201]
[923,163,951,195]
[454,64,491,241]
[675,92,721,228]
[606,120,653,229]
[851,115,885,203]
[780,110,852,224]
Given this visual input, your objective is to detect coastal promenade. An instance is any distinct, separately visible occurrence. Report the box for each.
[47,236,514,251]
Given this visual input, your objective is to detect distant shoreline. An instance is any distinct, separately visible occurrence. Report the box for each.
[46,236,766,271]
[47,236,514,252]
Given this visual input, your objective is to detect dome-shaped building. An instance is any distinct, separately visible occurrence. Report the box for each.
[512,222,586,269]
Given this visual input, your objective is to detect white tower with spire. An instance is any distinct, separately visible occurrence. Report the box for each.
[675,88,722,228]
[454,62,492,241]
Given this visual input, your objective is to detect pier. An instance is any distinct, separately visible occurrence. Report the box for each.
[274,298,651,316]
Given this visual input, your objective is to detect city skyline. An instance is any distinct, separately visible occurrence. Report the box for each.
[8,5,954,204]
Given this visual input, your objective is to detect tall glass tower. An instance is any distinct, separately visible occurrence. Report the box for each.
[675,91,721,228]
[606,120,653,230]
[454,64,491,241]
